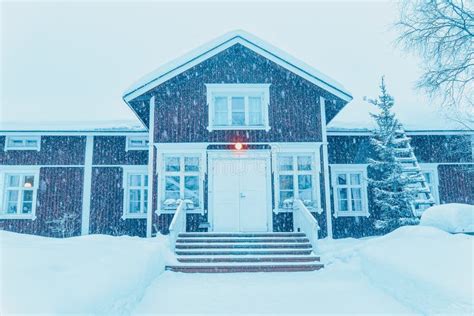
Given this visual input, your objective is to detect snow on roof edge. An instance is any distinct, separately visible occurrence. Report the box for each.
[0,120,147,133]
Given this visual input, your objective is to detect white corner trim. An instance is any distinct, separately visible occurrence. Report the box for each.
[81,136,94,235]
[147,97,155,237]
[320,97,333,238]
[4,135,41,151]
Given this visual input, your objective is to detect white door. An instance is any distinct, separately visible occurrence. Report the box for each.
[212,158,268,232]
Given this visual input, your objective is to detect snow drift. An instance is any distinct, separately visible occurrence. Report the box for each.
[420,203,474,233]
[0,232,173,315]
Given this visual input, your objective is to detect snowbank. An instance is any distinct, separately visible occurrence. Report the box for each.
[420,203,474,233]
[0,231,173,315]
[358,226,473,314]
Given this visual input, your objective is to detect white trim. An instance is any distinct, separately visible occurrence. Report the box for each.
[123,30,352,103]
[125,135,149,151]
[320,97,333,238]
[418,163,440,204]
[147,97,155,237]
[122,165,149,220]
[0,131,148,136]
[80,136,93,235]
[0,166,40,220]
[330,164,369,218]
[4,136,41,151]
[206,84,271,131]
[207,150,273,232]
[327,129,474,136]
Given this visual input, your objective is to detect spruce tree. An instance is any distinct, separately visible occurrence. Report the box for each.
[368,77,419,232]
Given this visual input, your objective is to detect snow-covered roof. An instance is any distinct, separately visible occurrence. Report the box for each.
[122,30,353,103]
[328,97,474,133]
[0,120,147,133]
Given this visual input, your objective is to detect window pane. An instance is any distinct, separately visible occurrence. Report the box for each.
[350,173,361,185]
[165,176,180,191]
[129,175,141,187]
[248,97,262,125]
[184,176,199,206]
[351,188,361,200]
[297,156,312,171]
[23,175,35,187]
[279,191,293,204]
[352,199,363,212]
[7,190,18,203]
[144,175,148,184]
[129,189,141,202]
[22,190,33,202]
[279,175,294,190]
[21,202,32,214]
[129,201,141,213]
[6,191,18,214]
[7,175,20,187]
[214,97,228,125]
[278,156,293,171]
[337,188,348,211]
[298,175,313,200]
[185,157,199,172]
[165,157,180,172]
[25,140,38,146]
[337,174,347,185]
[231,97,245,126]
[144,190,148,213]
[7,202,17,214]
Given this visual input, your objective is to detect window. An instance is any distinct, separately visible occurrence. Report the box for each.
[276,154,318,210]
[125,136,149,151]
[0,169,39,219]
[331,165,369,217]
[5,136,41,151]
[162,155,201,209]
[206,84,270,131]
[123,167,148,219]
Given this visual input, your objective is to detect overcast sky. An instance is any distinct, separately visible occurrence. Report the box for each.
[1,0,449,128]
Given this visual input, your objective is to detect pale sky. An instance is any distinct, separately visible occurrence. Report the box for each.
[0,0,458,129]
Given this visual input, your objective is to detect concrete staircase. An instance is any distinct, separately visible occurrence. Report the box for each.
[166,232,323,273]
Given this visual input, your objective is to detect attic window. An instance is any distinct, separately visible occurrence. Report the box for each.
[206,84,270,131]
[5,136,41,151]
[126,136,149,151]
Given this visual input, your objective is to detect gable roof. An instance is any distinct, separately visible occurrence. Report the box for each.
[122,30,353,103]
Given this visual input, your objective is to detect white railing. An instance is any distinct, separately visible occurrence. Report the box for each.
[168,200,187,251]
[293,199,320,253]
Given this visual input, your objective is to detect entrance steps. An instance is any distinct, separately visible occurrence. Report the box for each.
[166,232,323,273]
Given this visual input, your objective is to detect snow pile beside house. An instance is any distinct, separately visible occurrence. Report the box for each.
[358,226,473,314]
[420,203,474,233]
[0,231,173,315]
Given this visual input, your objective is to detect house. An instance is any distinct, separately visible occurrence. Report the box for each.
[1,30,473,241]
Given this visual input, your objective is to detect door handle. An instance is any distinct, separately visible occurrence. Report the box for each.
[240,192,246,198]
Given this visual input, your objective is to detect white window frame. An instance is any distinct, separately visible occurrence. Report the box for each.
[419,163,440,204]
[4,136,41,151]
[122,166,148,219]
[271,144,322,214]
[206,84,271,131]
[125,136,149,151]
[0,166,40,220]
[330,164,369,218]
[157,151,205,214]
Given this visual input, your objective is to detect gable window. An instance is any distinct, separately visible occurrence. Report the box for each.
[331,165,369,217]
[275,154,319,211]
[206,84,270,131]
[0,168,40,219]
[123,167,148,219]
[125,136,149,151]
[5,136,41,151]
[161,155,201,210]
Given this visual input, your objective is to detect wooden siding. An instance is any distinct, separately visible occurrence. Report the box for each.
[146,44,346,143]
[0,167,83,237]
[328,136,374,164]
[0,136,86,165]
[89,167,146,237]
[93,136,148,165]
[438,165,474,204]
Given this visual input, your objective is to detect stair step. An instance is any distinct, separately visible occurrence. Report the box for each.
[175,243,312,249]
[177,255,320,263]
[177,238,310,243]
[166,262,324,273]
[178,232,305,238]
[176,249,313,256]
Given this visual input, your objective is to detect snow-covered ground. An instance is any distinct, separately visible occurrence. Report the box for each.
[1,226,473,315]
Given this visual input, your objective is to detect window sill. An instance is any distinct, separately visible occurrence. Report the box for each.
[122,214,147,220]
[0,214,36,220]
[334,211,370,218]
[207,125,271,132]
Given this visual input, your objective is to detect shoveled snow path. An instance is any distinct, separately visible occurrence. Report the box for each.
[133,261,415,315]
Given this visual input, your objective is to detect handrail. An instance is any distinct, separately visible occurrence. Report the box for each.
[168,200,187,251]
[293,199,320,253]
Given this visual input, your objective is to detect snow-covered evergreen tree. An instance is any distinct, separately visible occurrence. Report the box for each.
[367,77,419,232]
